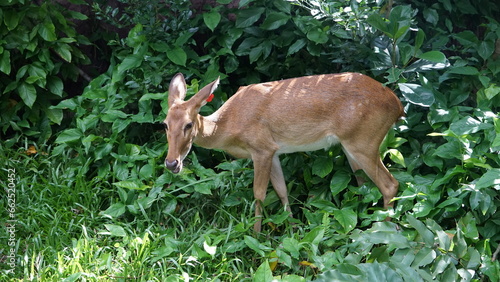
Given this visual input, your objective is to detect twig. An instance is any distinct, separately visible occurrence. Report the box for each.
[493,243,500,261]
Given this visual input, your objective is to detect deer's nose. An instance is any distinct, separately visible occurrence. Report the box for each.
[165,159,178,170]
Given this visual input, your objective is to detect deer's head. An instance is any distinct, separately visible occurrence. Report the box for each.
[163,73,219,173]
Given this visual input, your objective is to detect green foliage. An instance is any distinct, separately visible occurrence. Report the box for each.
[1,0,500,280]
[0,0,90,144]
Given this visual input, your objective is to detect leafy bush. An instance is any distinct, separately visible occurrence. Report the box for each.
[1,0,500,280]
[0,0,90,145]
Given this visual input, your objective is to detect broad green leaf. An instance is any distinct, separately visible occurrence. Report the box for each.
[287,39,307,56]
[3,10,20,30]
[423,8,439,26]
[316,263,403,282]
[68,10,88,20]
[244,235,266,257]
[249,43,263,63]
[253,260,273,282]
[364,229,411,249]
[238,0,253,8]
[54,43,72,62]
[236,37,263,55]
[307,28,328,44]
[47,76,63,96]
[466,248,481,269]
[51,99,77,110]
[484,84,500,99]
[38,21,57,41]
[394,25,410,41]
[475,168,500,189]
[447,66,479,75]
[302,226,325,246]
[112,181,149,190]
[458,212,479,241]
[391,248,416,266]
[431,255,452,277]
[224,55,239,73]
[139,164,154,179]
[101,202,126,218]
[407,215,435,246]
[386,67,404,84]
[367,13,389,34]
[330,170,351,197]
[450,116,487,135]
[260,12,290,30]
[112,119,130,133]
[436,230,451,251]
[0,50,11,75]
[167,47,187,66]
[194,182,213,195]
[44,107,63,124]
[453,229,467,258]
[18,82,37,108]
[358,263,403,282]
[411,247,436,267]
[104,224,127,237]
[414,29,425,50]
[478,40,495,60]
[388,149,406,167]
[335,263,363,276]
[140,92,166,101]
[203,10,221,31]
[236,7,265,28]
[283,238,300,258]
[118,54,142,74]
[333,209,357,233]
[398,83,435,107]
[417,51,446,63]
[312,155,333,177]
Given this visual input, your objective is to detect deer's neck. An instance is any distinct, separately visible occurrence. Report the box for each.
[194,112,222,149]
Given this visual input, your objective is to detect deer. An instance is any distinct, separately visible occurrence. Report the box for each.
[163,72,404,233]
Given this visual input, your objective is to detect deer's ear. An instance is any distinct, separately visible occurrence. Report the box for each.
[168,73,187,108]
[189,77,220,110]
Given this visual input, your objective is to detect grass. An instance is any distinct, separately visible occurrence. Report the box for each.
[0,144,288,281]
[1,141,498,281]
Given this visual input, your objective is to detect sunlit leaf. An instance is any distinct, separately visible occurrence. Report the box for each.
[475,169,500,189]
[203,241,217,256]
[398,83,435,107]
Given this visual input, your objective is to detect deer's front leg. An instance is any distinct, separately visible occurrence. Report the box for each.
[251,151,274,233]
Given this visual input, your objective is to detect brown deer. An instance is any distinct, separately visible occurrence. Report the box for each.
[163,73,404,232]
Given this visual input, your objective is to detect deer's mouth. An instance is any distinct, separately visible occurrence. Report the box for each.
[165,159,182,174]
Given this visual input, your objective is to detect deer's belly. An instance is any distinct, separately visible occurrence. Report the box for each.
[276,135,339,154]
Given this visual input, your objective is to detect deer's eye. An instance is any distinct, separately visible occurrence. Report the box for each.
[163,123,168,131]
[185,122,193,131]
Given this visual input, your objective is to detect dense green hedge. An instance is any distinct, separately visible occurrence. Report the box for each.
[1,0,500,280]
